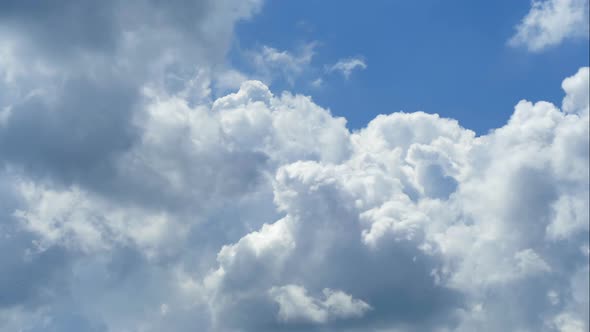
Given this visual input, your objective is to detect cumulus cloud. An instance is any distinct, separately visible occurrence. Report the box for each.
[328,57,367,78]
[0,2,589,332]
[510,0,589,51]
[200,67,588,331]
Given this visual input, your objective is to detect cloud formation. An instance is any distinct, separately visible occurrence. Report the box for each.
[328,57,368,78]
[249,43,317,85]
[510,0,589,51]
[0,2,588,332]
[269,285,371,323]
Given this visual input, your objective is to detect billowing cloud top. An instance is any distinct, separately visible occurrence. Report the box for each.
[0,1,588,332]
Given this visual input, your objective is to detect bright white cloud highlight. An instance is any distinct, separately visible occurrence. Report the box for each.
[510,0,590,51]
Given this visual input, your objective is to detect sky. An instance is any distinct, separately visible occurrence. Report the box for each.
[0,1,588,332]
[231,0,590,133]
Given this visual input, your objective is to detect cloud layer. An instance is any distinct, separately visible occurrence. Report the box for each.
[0,2,589,332]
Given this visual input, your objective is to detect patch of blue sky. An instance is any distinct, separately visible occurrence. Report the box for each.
[231,0,589,134]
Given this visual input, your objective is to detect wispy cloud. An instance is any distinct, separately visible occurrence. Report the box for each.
[250,42,317,85]
[327,57,367,78]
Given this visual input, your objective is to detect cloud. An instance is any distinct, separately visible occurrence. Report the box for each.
[269,285,371,323]
[201,67,589,331]
[248,42,317,85]
[0,2,588,332]
[328,57,367,78]
[311,77,324,88]
[509,0,589,51]
[0,0,264,190]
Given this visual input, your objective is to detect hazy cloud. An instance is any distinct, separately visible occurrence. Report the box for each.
[328,57,367,78]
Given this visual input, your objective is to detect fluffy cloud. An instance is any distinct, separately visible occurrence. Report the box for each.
[200,67,588,331]
[0,2,588,332]
[0,0,264,189]
[510,0,589,51]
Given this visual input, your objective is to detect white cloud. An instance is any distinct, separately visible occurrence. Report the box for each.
[510,0,589,51]
[201,67,589,331]
[562,66,590,114]
[328,57,367,78]
[269,285,371,323]
[0,2,588,332]
[249,43,317,85]
[1,61,588,331]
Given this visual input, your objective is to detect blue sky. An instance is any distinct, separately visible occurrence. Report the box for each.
[233,0,589,133]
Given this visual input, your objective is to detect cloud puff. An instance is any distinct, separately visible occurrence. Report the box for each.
[510,0,589,51]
